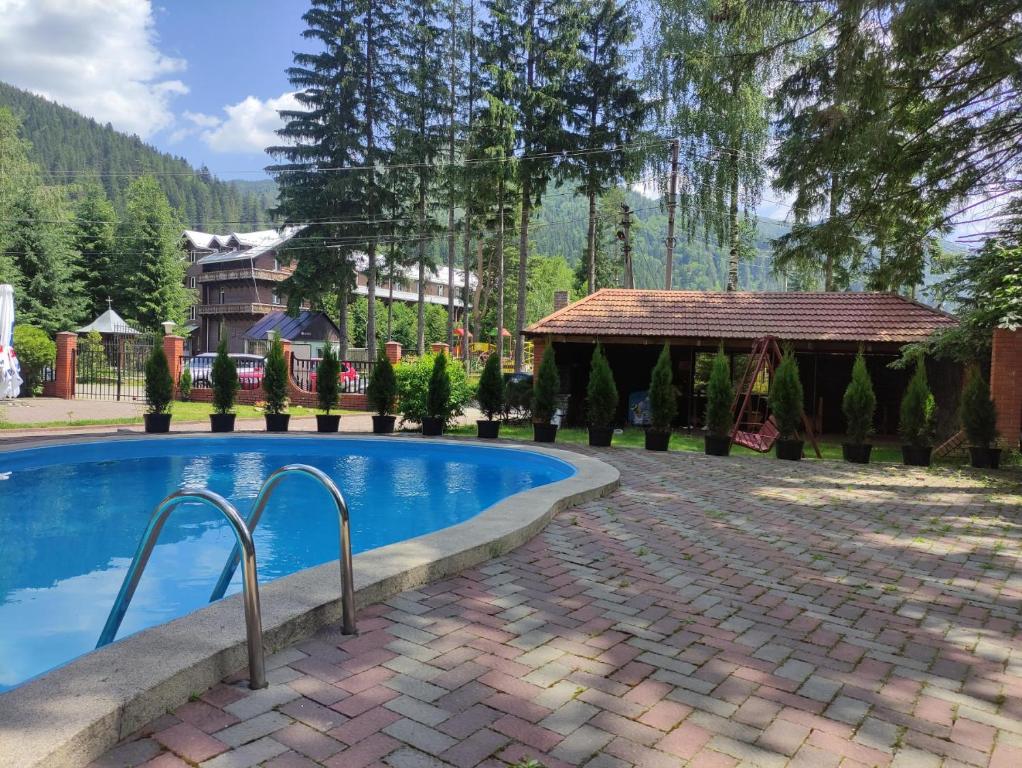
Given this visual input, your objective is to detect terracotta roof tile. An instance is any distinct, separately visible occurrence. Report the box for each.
[525,289,957,344]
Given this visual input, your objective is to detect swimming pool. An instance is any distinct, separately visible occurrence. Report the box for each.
[0,436,575,691]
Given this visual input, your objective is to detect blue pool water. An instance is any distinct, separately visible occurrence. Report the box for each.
[0,436,573,691]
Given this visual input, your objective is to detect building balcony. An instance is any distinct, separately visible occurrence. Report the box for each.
[197,269,290,284]
[197,302,278,317]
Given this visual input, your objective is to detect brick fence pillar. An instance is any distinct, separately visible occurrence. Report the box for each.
[430,342,450,356]
[163,335,185,398]
[531,338,545,384]
[52,331,77,399]
[385,341,402,365]
[990,327,1022,447]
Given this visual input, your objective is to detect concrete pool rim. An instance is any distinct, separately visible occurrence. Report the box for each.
[0,432,620,768]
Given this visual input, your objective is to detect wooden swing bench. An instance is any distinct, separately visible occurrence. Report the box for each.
[728,336,822,458]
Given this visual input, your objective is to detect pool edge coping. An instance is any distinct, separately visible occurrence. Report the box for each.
[0,434,619,768]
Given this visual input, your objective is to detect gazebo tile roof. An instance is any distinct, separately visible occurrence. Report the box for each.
[524,289,957,344]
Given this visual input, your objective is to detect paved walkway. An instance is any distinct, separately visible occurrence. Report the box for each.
[91,446,1021,768]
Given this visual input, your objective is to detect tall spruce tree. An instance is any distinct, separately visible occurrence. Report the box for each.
[564,0,645,295]
[73,185,119,317]
[118,175,190,329]
[270,0,401,362]
[647,0,801,291]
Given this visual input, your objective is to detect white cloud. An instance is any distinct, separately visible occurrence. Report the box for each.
[0,0,187,138]
[193,92,301,154]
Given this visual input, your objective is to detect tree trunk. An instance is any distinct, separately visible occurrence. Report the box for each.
[446,0,459,349]
[726,156,740,292]
[364,3,377,361]
[586,190,598,294]
[496,177,505,369]
[387,244,395,340]
[417,255,426,354]
[515,190,529,372]
[366,244,377,360]
[462,218,472,366]
[337,281,348,359]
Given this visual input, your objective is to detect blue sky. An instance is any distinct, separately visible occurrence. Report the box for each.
[0,0,313,179]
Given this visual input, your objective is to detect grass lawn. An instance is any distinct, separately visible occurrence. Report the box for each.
[0,401,348,430]
[447,423,911,464]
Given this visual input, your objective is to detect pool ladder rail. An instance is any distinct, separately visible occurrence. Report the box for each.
[95,464,357,691]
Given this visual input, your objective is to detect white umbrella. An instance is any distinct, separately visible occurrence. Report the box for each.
[0,284,24,399]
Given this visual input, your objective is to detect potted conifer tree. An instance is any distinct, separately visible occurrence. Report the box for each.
[532,344,560,443]
[316,345,342,432]
[366,352,397,434]
[143,343,173,433]
[841,350,876,463]
[704,347,733,456]
[899,356,936,466]
[422,352,450,436]
[960,368,1000,468]
[262,332,290,432]
[646,344,676,451]
[586,344,618,447]
[770,349,805,461]
[476,351,504,438]
[210,337,239,433]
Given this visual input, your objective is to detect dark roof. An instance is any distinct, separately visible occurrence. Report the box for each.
[525,289,957,344]
[243,311,339,342]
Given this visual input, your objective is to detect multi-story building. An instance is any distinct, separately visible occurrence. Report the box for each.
[182,229,475,354]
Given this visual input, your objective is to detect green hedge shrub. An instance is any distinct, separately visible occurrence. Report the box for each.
[769,349,804,439]
[586,344,618,428]
[899,357,935,447]
[367,352,398,416]
[12,325,55,394]
[842,350,876,445]
[316,344,340,414]
[144,343,173,415]
[532,344,560,424]
[396,353,471,426]
[262,332,289,415]
[960,368,998,448]
[648,344,677,432]
[476,351,505,420]
[211,337,239,414]
[704,347,733,437]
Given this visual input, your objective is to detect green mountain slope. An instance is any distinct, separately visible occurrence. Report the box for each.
[0,81,273,231]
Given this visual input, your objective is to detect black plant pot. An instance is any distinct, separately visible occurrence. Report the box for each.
[373,415,396,434]
[477,419,500,439]
[317,414,341,433]
[901,445,932,467]
[265,413,290,433]
[144,413,171,434]
[210,413,236,433]
[645,430,670,451]
[533,423,558,443]
[776,439,804,461]
[704,434,731,456]
[588,426,613,447]
[842,443,872,464]
[422,417,444,436]
[969,446,1002,469]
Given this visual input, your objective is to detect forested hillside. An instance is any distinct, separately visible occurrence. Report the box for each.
[0,81,273,231]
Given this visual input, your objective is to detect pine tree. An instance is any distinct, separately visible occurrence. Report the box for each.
[73,185,118,317]
[564,0,645,295]
[118,175,190,329]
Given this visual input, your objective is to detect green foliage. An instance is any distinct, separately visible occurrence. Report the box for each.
[769,350,804,439]
[178,365,192,402]
[960,369,998,448]
[119,175,191,328]
[704,347,733,437]
[842,351,876,445]
[73,186,119,318]
[75,330,109,384]
[211,337,239,415]
[144,343,173,415]
[586,344,618,428]
[0,82,271,230]
[396,353,472,425]
[899,357,935,447]
[262,333,289,415]
[648,344,677,432]
[11,325,54,394]
[476,351,505,420]
[426,353,453,420]
[532,344,561,424]
[366,353,398,416]
[504,373,533,421]
[316,344,341,414]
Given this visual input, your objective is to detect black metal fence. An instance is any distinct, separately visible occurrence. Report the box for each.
[183,355,266,390]
[74,331,158,401]
[291,356,372,393]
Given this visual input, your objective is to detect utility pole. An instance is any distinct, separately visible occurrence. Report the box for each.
[665,138,679,290]
[617,204,633,289]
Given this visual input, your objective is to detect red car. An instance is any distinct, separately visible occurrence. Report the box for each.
[309,361,360,392]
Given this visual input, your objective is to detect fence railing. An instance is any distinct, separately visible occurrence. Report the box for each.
[183,356,266,390]
[291,356,372,394]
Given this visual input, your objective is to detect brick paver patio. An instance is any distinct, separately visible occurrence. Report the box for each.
[91,446,1021,768]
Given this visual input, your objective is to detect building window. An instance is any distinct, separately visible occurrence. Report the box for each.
[219,289,226,305]
[272,291,281,306]
[273,258,280,271]
[188,276,196,289]
[188,305,196,320]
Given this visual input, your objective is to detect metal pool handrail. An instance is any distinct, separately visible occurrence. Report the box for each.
[96,488,267,689]
[209,464,357,636]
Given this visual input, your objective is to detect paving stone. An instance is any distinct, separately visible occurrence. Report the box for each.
[383,718,458,756]
[549,724,614,763]
[223,685,301,720]
[215,712,293,748]
[199,736,287,768]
